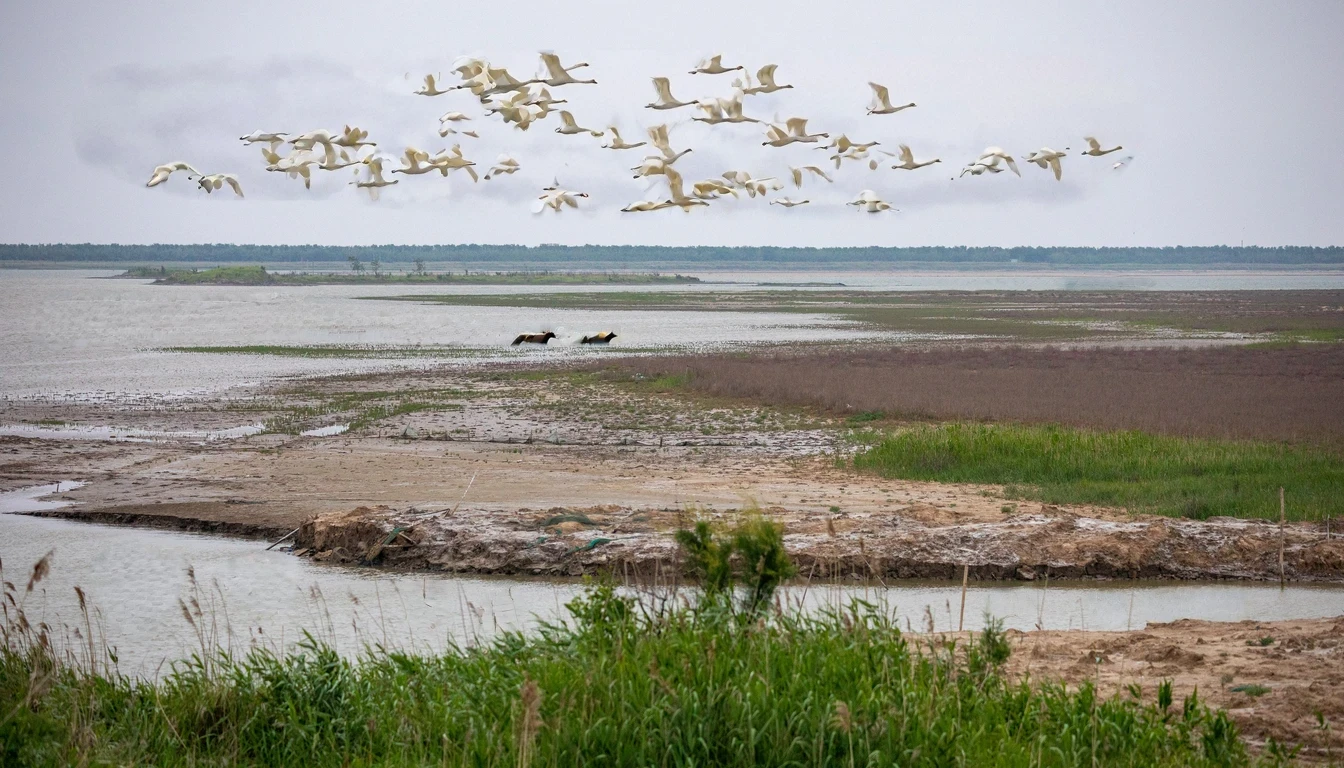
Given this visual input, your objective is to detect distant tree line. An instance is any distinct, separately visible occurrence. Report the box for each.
[2,243,1342,265]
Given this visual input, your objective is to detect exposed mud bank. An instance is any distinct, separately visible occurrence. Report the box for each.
[295,503,1344,582]
[28,504,290,539]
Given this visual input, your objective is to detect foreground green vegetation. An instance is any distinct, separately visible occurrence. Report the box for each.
[3,526,1283,767]
[853,422,1344,521]
[8,242,1344,266]
[126,264,700,285]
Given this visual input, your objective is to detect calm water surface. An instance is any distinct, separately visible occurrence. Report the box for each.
[4,487,1341,677]
[3,268,1342,398]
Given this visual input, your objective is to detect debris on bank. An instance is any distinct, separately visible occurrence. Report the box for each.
[293,504,1344,582]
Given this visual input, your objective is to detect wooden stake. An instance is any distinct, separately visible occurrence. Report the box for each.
[1278,486,1286,586]
[958,563,969,633]
[265,527,301,551]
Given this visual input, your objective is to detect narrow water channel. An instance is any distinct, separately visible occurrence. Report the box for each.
[3,485,1342,677]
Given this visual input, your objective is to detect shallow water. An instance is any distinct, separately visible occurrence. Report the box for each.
[0,270,878,398]
[3,487,1341,677]
[4,268,1341,399]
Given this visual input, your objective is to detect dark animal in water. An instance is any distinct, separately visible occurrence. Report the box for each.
[580,331,617,344]
[511,331,557,346]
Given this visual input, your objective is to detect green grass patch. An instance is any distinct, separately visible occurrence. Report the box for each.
[853,422,1344,521]
[1,581,1263,767]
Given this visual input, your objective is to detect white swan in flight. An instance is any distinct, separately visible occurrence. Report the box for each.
[621,199,672,213]
[430,145,478,181]
[146,161,200,187]
[762,118,828,147]
[535,52,596,86]
[484,154,521,180]
[693,89,758,125]
[631,149,692,178]
[602,127,646,150]
[1024,147,1067,180]
[867,83,916,115]
[239,131,286,145]
[771,198,810,208]
[317,148,364,171]
[847,190,895,212]
[690,179,737,200]
[333,125,375,148]
[350,156,399,199]
[741,64,793,95]
[391,147,439,175]
[789,165,833,188]
[1082,136,1123,156]
[976,147,1020,177]
[554,111,603,137]
[819,134,879,154]
[646,77,695,110]
[690,54,743,75]
[534,186,589,213]
[663,167,709,211]
[414,74,452,96]
[196,173,244,197]
[889,144,941,171]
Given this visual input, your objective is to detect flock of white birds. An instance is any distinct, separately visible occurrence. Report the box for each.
[145,52,1131,214]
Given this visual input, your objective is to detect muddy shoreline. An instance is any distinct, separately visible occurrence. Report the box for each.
[290,502,1344,583]
[5,364,1343,585]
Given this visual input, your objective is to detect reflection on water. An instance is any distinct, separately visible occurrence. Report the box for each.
[3,497,1341,677]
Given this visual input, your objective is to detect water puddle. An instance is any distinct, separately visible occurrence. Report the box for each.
[300,423,350,437]
[0,481,87,514]
[0,423,265,442]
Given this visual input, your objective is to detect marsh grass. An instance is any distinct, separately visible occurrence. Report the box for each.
[854,423,1344,521]
[2,572,1270,767]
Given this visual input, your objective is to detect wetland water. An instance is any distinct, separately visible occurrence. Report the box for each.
[4,268,1343,398]
[4,487,1343,676]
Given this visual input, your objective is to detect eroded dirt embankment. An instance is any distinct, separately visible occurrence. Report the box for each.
[295,503,1344,582]
[1004,615,1344,758]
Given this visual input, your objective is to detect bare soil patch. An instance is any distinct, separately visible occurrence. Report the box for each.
[1003,615,1344,759]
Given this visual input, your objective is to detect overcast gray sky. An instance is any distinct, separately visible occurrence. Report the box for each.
[2,0,1341,247]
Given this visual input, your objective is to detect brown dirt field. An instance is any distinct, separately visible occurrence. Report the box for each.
[617,344,1344,446]
[1002,615,1344,759]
